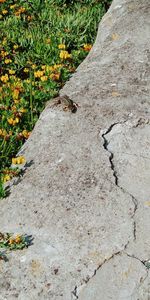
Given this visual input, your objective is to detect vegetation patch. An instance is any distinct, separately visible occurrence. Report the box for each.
[0,231,33,260]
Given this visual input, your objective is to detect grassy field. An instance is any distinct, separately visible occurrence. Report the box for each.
[0,0,112,197]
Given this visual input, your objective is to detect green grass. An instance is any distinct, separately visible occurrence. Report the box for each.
[0,0,112,197]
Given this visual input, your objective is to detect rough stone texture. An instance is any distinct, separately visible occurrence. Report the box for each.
[105,119,150,261]
[78,253,148,300]
[0,0,150,299]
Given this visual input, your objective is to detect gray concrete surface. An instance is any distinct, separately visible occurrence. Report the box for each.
[0,0,150,299]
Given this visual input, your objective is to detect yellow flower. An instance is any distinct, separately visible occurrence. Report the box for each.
[0,129,7,137]
[15,7,26,16]
[19,7,26,13]
[83,44,92,51]
[12,158,17,164]
[9,69,15,75]
[58,44,66,49]
[22,130,30,139]
[1,50,8,58]
[47,66,54,72]
[7,117,19,126]
[1,74,9,83]
[53,64,63,70]
[15,117,19,124]
[41,76,48,82]
[17,156,26,164]
[5,59,12,64]
[3,174,11,183]
[7,118,14,125]
[34,70,44,78]
[31,64,36,69]
[11,105,17,111]
[59,50,71,60]
[2,38,7,45]
[13,44,19,49]
[2,9,8,15]
[24,68,29,73]
[19,108,26,113]
[25,79,31,84]
[14,99,20,104]
[10,4,16,9]
[12,156,26,165]
[12,86,23,99]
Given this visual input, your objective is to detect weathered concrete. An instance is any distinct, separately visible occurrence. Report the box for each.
[0,0,150,299]
[79,253,148,300]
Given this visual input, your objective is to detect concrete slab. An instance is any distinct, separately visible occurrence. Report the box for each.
[78,253,147,300]
[105,119,150,261]
[0,0,150,299]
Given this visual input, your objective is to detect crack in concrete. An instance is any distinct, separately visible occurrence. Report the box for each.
[72,249,149,299]
[125,252,150,279]
[102,122,119,185]
[124,252,149,291]
[72,119,148,299]
[125,252,147,268]
[72,285,78,299]
[72,240,131,299]
[101,121,138,242]
[101,121,150,291]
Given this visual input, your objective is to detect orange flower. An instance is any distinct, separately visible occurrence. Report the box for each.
[15,7,26,16]
[12,88,20,99]
[27,15,33,21]
[50,73,60,81]
[9,238,14,245]
[15,235,21,243]
[83,44,92,51]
